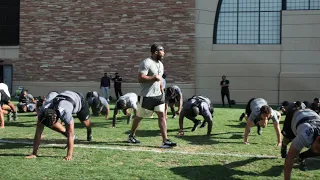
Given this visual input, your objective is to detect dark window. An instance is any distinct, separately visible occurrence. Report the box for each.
[0,0,20,46]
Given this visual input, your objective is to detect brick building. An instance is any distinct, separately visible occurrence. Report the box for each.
[1,0,320,104]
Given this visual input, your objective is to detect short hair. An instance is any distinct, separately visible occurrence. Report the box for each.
[40,109,57,127]
[260,105,272,114]
[117,99,126,109]
[282,101,289,107]
[92,97,101,109]
[314,97,319,101]
[150,44,164,53]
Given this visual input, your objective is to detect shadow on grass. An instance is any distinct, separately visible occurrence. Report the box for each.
[123,127,192,137]
[170,158,282,180]
[5,121,36,128]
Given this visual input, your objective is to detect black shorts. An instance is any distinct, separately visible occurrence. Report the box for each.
[245,98,256,116]
[281,109,297,140]
[76,93,90,121]
[0,89,10,106]
[139,95,165,111]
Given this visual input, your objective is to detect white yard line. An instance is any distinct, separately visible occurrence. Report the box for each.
[0,139,278,159]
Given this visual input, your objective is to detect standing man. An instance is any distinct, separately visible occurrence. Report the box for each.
[220,75,231,107]
[112,72,123,100]
[127,44,177,148]
[25,90,93,161]
[100,73,111,102]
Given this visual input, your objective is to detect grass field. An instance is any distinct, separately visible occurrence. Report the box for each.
[0,102,319,180]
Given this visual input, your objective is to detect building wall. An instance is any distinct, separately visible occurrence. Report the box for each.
[3,0,196,98]
[280,10,320,102]
[195,0,320,105]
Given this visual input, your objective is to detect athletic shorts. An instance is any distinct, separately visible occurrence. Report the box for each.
[137,95,165,117]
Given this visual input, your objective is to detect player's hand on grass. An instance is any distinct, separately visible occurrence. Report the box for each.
[64,155,72,161]
[25,154,37,159]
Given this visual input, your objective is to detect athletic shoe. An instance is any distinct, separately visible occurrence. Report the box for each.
[299,158,308,171]
[7,112,12,122]
[87,133,93,141]
[13,112,18,121]
[191,120,202,132]
[257,125,262,135]
[200,122,206,128]
[172,114,177,119]
[160,139,177,148]
[128,135,140,144]
[281,145,287,158]
[239,113,245,121]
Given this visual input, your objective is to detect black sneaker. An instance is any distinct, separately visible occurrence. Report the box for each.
[160,139,177,148]
[7,112,12,122]
[299,158,308,171]
[257,125,262,135]
[200,122,206,128]
[13,112,18,121]
[281,145,287,158]
[128,135,140,144]
[87,133,93,141]
[239,113,245,121]
[191,120,202,132]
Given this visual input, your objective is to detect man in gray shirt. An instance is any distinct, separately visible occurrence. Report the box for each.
[112,93,138,128]
[87,95,110,120]
[178,95,213,136]
[127,44,177,148]
[283,109,320,180]
[165,85,183,119]
[25,90,92,161]
[241,98,282,146]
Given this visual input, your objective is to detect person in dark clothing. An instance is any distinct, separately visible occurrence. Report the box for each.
[309,97,320,115]
[100,73,111,101]
[220,75,231,107]
[112,72,123,100]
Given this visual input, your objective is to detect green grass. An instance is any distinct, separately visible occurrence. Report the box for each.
[0,103,319,180]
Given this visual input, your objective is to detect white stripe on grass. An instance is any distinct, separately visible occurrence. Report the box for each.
[0,139,278,159]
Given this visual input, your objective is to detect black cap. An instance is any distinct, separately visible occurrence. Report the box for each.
[150,44,164,53]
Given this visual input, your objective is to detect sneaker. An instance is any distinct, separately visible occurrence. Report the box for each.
[87,133,93,141]
[239,113,245,121]
[257,125,262,135]
[281,145,287,158]
[128,135,140,144]
[172,114,176,119]
[7,112,12,122]
[13,112,18,121]
[160,139,177,148]
[299,158,308,171]
[200,122,206,128]
[191,120,202,132]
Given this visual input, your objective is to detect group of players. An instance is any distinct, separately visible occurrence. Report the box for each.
[1,44,319,180]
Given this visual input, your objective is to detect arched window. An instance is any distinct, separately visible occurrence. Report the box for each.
[214,0,320,44]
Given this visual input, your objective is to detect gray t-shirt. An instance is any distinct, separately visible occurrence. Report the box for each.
[43,91,59,107]
[88,96,109,109]
[165,85,182,103]
[42,91,82,125]
[116,93,138,110]
[248,98,279,123]
[291,109,320,151]
[182,96,212,122]
[138,57,164,97]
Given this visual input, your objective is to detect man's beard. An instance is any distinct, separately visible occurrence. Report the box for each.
[156,54,163,61]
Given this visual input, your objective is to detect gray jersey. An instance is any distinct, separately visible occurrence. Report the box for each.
[42,90,83,124]
[291,109,320,151]
[286,102,306,113]
[116,93,138,110]
[88,96,109,109]
[138,57,164,97]
[248,98,279,123]
[43,91,59,107]
[165,85,182,103]
[183,96,212,122]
